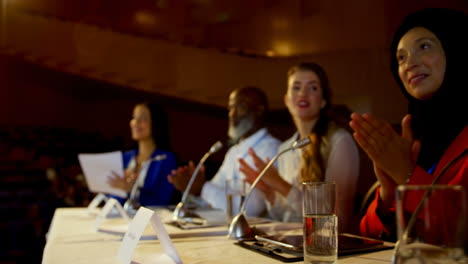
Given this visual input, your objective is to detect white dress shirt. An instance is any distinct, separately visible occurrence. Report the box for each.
[267,128,359,232]
[201,128,281,217]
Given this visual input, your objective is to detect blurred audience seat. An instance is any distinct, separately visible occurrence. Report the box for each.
[0,125,126,263]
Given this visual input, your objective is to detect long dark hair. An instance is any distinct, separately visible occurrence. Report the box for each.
[390,8,467,170]
[138,102,172,152]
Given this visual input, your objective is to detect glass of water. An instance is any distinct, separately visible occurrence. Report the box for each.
[302,181,338,264]
[225,178,247,226]
[395,184,467,264]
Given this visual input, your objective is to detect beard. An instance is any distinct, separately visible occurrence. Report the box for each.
[228,115,255,144]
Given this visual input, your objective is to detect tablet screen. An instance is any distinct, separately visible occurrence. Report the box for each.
[237,233,393,262]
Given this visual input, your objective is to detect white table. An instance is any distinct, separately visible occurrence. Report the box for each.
[42,208,394,264]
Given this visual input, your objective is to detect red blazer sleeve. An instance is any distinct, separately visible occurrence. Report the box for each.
[360,125,468,240]
[360,188,391,239]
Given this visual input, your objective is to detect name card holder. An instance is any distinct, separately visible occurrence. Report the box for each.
[118,207,182,264]
[95,198,130,231]
[87,193,108,215]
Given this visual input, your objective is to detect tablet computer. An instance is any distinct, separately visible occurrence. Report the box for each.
[236,233,393,262]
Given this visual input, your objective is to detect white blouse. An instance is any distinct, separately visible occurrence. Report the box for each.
[266,128,360,232]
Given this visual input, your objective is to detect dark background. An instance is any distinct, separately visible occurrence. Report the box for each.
[0,54,294,263]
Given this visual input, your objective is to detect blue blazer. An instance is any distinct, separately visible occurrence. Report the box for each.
[121,149,177,206]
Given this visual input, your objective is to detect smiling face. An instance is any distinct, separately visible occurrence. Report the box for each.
[284,70,326,122]
[130,104,152,141]
[396,27,446,100]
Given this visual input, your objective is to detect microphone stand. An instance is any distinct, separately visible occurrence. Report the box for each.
[228,136,311,240]
[172,141,223,221]
[124,154,168,213]
[123,179,141,213]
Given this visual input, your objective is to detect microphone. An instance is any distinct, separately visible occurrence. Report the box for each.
[172,140,223,221]
[124,154,167,213]
[228,136,311,240]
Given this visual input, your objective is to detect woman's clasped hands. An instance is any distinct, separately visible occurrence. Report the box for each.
[349,113,421,204]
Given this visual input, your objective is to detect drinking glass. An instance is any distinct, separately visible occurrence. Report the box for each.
[303,182,338,264]
[395,184,467,264]
[225,179,247,226]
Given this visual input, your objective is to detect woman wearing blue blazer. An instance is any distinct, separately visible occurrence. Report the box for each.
[108,103,177,207]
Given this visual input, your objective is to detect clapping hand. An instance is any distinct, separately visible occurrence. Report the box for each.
[167,161,205,195]
[238,156,271,199]
[239,148,288,202]
[107,169,136,192]
[350,113,421,203]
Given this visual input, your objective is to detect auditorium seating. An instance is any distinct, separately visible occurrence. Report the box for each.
[0,125,125,264]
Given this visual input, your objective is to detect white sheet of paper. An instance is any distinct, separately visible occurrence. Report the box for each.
[87,193,108,215]
[78,151,126,197]
[95,198,129,231]
[118,207,182,264]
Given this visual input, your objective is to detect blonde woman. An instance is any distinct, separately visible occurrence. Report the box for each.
[240,63,359,233]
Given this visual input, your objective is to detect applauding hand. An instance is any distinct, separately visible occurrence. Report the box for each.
[350,113,421,203]
[107,169,136,192]
[167,161,206,195]
[239,148,291,202]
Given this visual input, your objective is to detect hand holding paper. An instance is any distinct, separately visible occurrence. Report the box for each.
[78,151,126,198]
[107,170,136,192]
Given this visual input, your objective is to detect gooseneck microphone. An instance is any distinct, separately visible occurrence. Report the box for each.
[172,140,223,221]
[228,136,311,240]
[124,154,168,213]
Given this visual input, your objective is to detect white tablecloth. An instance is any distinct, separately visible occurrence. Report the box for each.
[42,207,394,264]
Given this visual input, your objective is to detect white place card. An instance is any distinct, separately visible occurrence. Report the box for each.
[87,193,108,215]
[95,198,130,231]
[118,207,182,264]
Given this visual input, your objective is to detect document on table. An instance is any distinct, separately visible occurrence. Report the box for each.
[78,151,127,198]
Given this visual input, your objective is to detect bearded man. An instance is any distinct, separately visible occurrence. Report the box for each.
[168,86,280,217]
